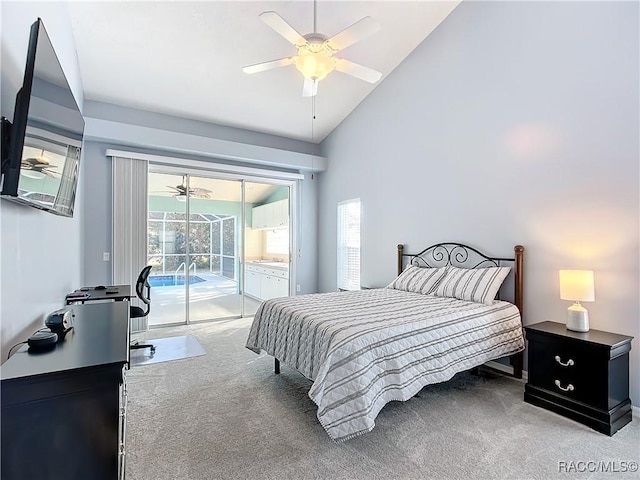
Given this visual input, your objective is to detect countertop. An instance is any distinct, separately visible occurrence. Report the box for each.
[246,261,289,271]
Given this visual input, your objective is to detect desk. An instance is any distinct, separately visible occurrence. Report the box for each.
[66,284,131,304]
[1,302,130,480]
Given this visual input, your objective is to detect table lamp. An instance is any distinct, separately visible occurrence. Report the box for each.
[559,270,595,332]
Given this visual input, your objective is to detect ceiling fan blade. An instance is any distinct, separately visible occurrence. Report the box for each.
[242,57,295,74]
[259,11,306,46]
[334,58,382,83]
[302,78,318,97]
[327,17,381,52]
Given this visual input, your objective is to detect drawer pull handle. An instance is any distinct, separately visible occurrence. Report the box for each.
[554,380,574,392]
[554,356,575,367]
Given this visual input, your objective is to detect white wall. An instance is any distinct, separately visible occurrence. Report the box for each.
[0,2,85,359]
[319,2,639,403]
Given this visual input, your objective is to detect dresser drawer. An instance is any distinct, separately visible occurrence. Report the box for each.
[527,333,609,409]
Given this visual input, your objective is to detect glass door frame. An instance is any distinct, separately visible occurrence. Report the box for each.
[148,164,298,324]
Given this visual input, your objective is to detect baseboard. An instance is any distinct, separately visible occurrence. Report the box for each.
[633,406,639,416]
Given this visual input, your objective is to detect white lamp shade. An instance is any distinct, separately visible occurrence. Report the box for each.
[559,270,595,302]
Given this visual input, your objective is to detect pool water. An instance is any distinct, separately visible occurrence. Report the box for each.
[148,275,205,287]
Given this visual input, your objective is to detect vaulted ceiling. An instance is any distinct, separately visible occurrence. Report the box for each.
[68,1,460,143]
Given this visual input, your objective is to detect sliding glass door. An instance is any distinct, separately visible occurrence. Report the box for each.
[147,170,292,326]
[187,175,242,322]
[147,172,187,326]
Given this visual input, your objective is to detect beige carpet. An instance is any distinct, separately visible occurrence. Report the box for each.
[125,318,640,480]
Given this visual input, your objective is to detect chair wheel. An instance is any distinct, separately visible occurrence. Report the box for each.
[151,346,156,353]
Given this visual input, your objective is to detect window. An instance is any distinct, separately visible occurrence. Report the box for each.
[266,228,289,255]
[337,199,361,290]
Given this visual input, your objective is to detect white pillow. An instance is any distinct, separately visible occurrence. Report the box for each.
[433,266,511,305]
[387,265,448,295]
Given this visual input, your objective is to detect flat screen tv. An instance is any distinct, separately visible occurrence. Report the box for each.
[1,18,84,217]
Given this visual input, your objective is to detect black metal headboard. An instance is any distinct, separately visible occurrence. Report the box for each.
[398,242,516,271]
[397,242,525,378]
[397,243,524,316]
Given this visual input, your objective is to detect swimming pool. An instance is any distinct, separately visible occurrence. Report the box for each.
[148,275,206,287]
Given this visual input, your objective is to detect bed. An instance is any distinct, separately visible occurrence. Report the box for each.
[246,242,525,441]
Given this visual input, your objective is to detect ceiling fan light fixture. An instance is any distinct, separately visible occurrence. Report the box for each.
[295,50,336,81]
[244,8,381,95]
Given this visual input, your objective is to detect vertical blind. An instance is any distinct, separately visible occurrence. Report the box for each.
[112,156,149,332]
[337,199,361,291]
[53,145,81,216]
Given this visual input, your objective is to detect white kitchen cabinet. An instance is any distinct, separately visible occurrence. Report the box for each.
[244,263,289,300]
[251,204,267,229]
[273,276,289,298]
[274,199,288,228]
[251,199,288,230]
[260,275,278,300]
[260,275,289,300]
[245,270,261,298]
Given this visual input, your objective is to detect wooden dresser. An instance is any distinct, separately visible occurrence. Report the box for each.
[1,302,130,479]
[524,321,633,436]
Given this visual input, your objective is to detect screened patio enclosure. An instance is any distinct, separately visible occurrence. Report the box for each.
[148,211,238,282]
[146,171,292,326]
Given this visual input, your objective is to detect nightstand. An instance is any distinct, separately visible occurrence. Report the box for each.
[524,321,633,436]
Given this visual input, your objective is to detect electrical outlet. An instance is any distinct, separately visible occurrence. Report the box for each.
[296,284,301,292]
[103,252,110,262]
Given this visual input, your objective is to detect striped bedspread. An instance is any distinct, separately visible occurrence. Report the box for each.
[246,288,524,441]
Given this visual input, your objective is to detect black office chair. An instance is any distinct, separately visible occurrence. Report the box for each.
[130,265,155,354]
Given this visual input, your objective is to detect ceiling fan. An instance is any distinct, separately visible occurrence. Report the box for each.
[21,151,60,179]
[242,1,382,97]
[167,176,212,200]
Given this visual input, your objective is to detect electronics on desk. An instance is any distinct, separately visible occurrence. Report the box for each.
[27,331,58,352]
[45,307,74,339]
[66,291,90,301]
[23,308,74,354]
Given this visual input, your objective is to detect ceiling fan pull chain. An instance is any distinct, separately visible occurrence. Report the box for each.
[311,95,316,179]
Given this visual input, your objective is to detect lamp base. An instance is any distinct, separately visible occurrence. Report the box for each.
[566,303,589,332]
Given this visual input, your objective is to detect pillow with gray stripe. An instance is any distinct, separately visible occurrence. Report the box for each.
[433,266,511,305]
[387,265,448,295]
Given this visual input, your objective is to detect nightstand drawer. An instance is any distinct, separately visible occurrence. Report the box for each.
[527,335,609,409]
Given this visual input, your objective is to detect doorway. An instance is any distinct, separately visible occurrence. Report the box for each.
[146,170,292,326]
